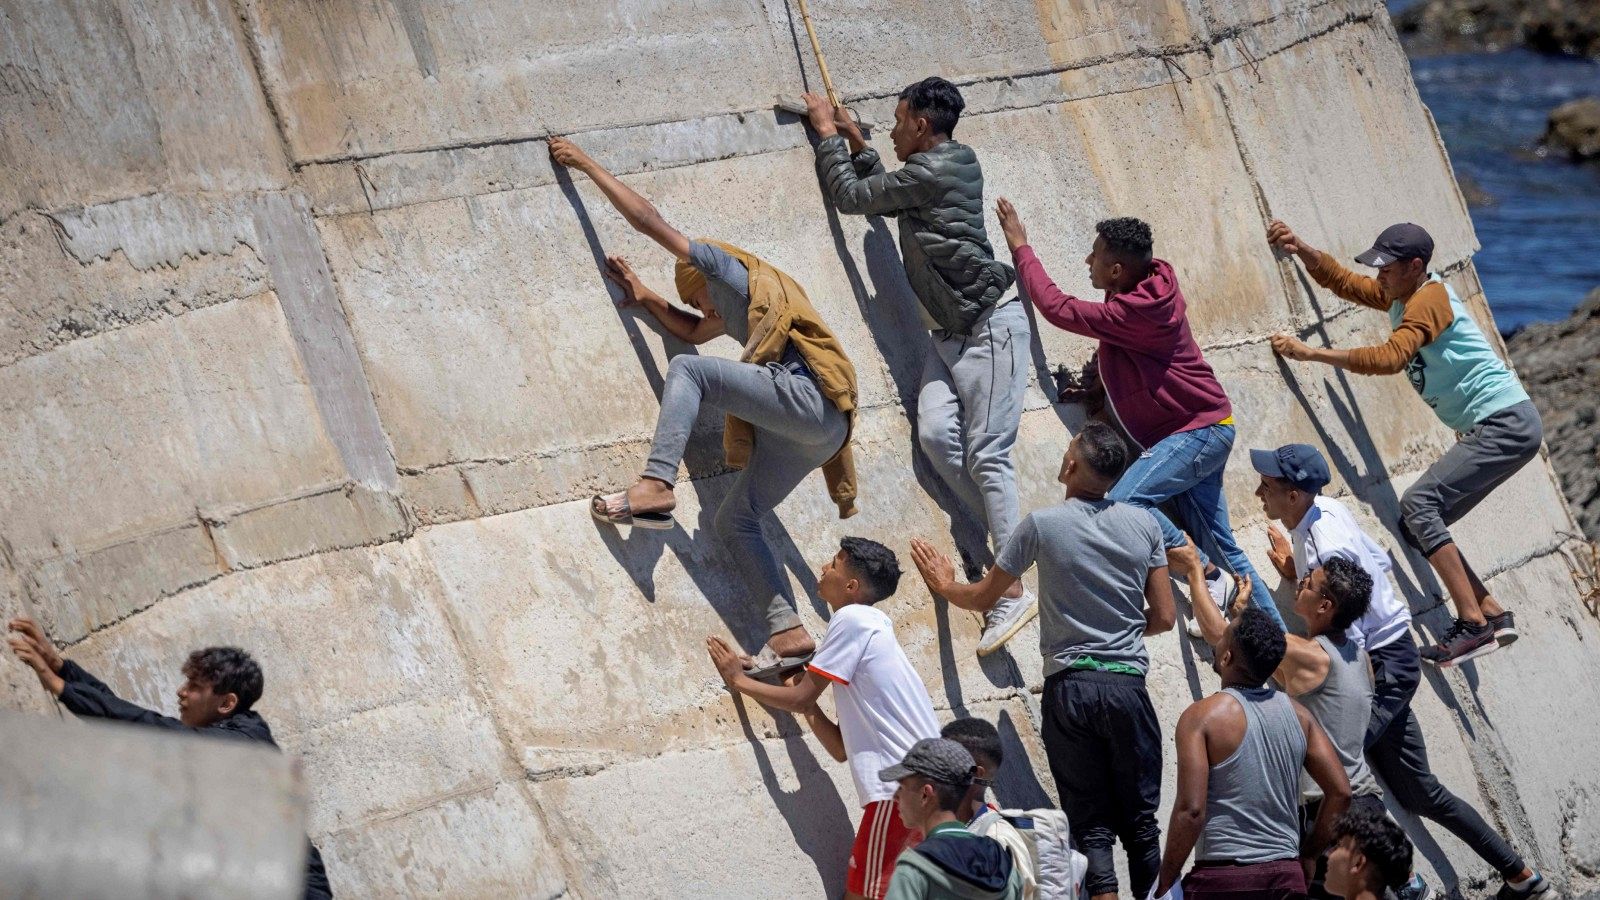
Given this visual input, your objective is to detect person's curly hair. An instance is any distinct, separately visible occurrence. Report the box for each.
[1232,607,1287,685]
[1333,806,1413,891]
[183,647,264,712]
[839,536,903,603]
[1096,217,1154,267]
[1321,556,1375,634]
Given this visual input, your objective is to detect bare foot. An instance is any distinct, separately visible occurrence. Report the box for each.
[766,625,816,659]
[595,478,676,518]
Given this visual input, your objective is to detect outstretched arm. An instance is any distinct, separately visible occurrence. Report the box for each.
[1266,220,1387,311]
[909,538,1017,613]
[1169,538,1229,647]
[550,137,692,260]
[998,199,1143,345]
[708,637,828,715]
[9,617,188,729]
[807,94,934,217]
[603,255,724,345]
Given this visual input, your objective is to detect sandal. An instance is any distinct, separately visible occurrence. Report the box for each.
[590,491,674,530]
[743,644,815,682]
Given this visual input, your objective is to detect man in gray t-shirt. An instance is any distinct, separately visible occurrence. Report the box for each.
[912,422,1176,899]
[999,497,1166,677]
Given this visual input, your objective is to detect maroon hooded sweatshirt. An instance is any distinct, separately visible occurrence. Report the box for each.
[1015,245,1232,449]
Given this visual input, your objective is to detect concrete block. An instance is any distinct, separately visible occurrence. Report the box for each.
[1216,16,1477,281]
[243,0,789,163]
[0,0,286,217]
[318,781,566,900]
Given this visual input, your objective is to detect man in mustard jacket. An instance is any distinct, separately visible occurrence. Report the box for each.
[551,136,858,678]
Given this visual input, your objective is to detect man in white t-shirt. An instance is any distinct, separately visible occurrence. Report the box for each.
[709,536,941,900]
[1250,444,1409,739]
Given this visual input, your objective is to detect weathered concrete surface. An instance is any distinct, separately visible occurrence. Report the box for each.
[0,709,306,900]
[3,0,1599,897]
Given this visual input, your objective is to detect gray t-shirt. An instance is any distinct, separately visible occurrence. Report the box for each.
[996,497,1165,676]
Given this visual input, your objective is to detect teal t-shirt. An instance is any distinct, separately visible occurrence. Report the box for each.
[1399,277,1529,433]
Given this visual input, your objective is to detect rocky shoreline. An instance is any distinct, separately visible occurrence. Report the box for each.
[1396,0,1600,58]
[1506,289,1600,540]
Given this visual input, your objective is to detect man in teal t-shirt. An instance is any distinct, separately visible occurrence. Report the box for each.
[1266,221,1543,670]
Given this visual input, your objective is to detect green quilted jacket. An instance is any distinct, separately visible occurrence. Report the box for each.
[815,134,1015,335]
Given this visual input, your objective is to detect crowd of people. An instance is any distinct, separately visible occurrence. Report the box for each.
[5,72,1553,899]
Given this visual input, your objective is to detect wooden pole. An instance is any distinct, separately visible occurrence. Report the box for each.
[793,0,841,108]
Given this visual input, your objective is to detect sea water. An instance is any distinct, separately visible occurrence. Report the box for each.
[1385,6,1600,330]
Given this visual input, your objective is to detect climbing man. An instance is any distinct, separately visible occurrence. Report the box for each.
[909,421,1176,900]
[1266,221,1542,667]
[707,537,940,900]
[1153,608,1352,900]
[1174,545,1386,898]
[802,77,1036,656]
[7,617,333,899]
[996,200,1283,631]
[550,136,859,679]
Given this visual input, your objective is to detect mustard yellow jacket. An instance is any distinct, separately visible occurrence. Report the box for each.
[702,240,859,518]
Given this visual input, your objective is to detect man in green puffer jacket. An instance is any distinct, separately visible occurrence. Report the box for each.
[804,79,1036,659]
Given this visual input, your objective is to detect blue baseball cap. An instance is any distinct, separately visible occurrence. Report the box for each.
[1250,444,1331,493]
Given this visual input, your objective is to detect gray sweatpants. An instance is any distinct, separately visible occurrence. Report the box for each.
[1401,399,1543,556]
[916,300,1031,558]
[644,353,847,635]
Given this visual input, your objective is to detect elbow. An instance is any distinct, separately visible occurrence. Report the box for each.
[1148,608,1177,636]
[1173,802,1206,828]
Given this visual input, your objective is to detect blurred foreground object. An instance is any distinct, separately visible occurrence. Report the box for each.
[0,709,308,900]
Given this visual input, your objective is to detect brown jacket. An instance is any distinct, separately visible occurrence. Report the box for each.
[704,240,861,518]
[1305,250,1454,375]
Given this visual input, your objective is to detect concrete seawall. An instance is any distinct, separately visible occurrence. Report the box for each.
[2,1,1597,896]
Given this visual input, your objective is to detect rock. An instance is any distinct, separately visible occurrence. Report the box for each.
[1541,96,1600,160]
[1507,287,1600,539]
[1396,0,1600,58]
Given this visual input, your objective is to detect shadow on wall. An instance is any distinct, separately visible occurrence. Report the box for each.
[735,698,853,898]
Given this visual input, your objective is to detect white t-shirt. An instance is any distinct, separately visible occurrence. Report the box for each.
[1291,496,1411,651]
[807,604,940,805]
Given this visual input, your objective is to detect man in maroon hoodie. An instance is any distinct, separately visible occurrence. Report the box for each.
[995,200,1282,629]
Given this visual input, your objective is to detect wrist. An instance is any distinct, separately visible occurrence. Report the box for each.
[45,672,65,697]
[815,123,839,139]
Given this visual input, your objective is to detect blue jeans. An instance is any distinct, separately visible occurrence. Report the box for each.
[1107,424,1282,627]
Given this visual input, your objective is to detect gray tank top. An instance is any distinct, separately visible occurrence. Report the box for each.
[1298,636,1381,800]
[1196,686,1305,863]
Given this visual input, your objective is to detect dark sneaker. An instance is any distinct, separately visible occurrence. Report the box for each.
[1397,873,1433,900]
[977,589,1038,657]
[1495,872,1551,898]
[1422,619,1499,668]
[1488,610,1520,647]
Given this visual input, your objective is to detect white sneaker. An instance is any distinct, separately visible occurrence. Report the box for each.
[977,589,1038,657]
[1205,569,1236,616]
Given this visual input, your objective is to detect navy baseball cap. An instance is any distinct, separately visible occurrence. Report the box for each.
[1354,223,1434,268]
[1250,444,1331,493]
